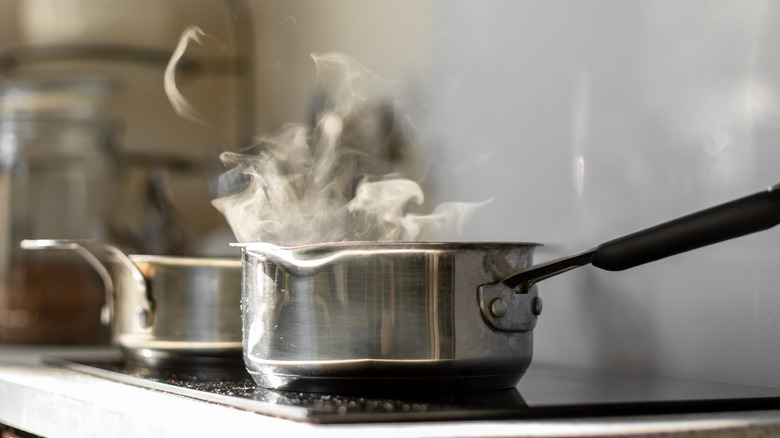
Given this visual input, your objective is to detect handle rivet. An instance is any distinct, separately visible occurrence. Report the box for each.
[489,298,508,318]
[532,296,543,316]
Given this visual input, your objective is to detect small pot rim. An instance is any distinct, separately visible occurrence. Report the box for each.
[128,254,241,268]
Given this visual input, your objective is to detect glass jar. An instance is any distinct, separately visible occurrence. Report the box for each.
[0,77,119,344]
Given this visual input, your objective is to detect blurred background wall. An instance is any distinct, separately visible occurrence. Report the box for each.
[1,0,779,388]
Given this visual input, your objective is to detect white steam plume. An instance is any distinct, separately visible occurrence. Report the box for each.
[164,25,209,126]
[346,179,489,241]
[212,53,486,245]
[213,120,356,245]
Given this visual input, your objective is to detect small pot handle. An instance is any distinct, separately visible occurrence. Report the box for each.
[20,239,151,326]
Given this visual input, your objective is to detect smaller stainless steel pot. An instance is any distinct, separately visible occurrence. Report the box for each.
[238,183,780,393]
[21,239,242,367]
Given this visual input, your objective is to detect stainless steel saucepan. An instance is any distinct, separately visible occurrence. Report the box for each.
[238,184,780,393]
[21,239,242,367]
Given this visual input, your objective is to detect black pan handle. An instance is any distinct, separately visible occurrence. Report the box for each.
[495,183,780,290]
[592,183,780,271]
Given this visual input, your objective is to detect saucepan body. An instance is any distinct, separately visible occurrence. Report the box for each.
[239,242,540,393]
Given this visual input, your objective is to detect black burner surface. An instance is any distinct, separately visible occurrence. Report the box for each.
[46,352,780,424]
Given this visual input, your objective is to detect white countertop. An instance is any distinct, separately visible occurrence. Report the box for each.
[2,346,780,438]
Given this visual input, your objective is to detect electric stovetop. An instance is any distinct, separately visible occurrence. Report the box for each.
[46,352,780,424]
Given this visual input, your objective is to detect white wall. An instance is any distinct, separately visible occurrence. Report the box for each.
[427,0,780,386]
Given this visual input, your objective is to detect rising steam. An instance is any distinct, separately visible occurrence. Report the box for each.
[348,179,488,241]
[212,53,486,245]
[164,25,209,125]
